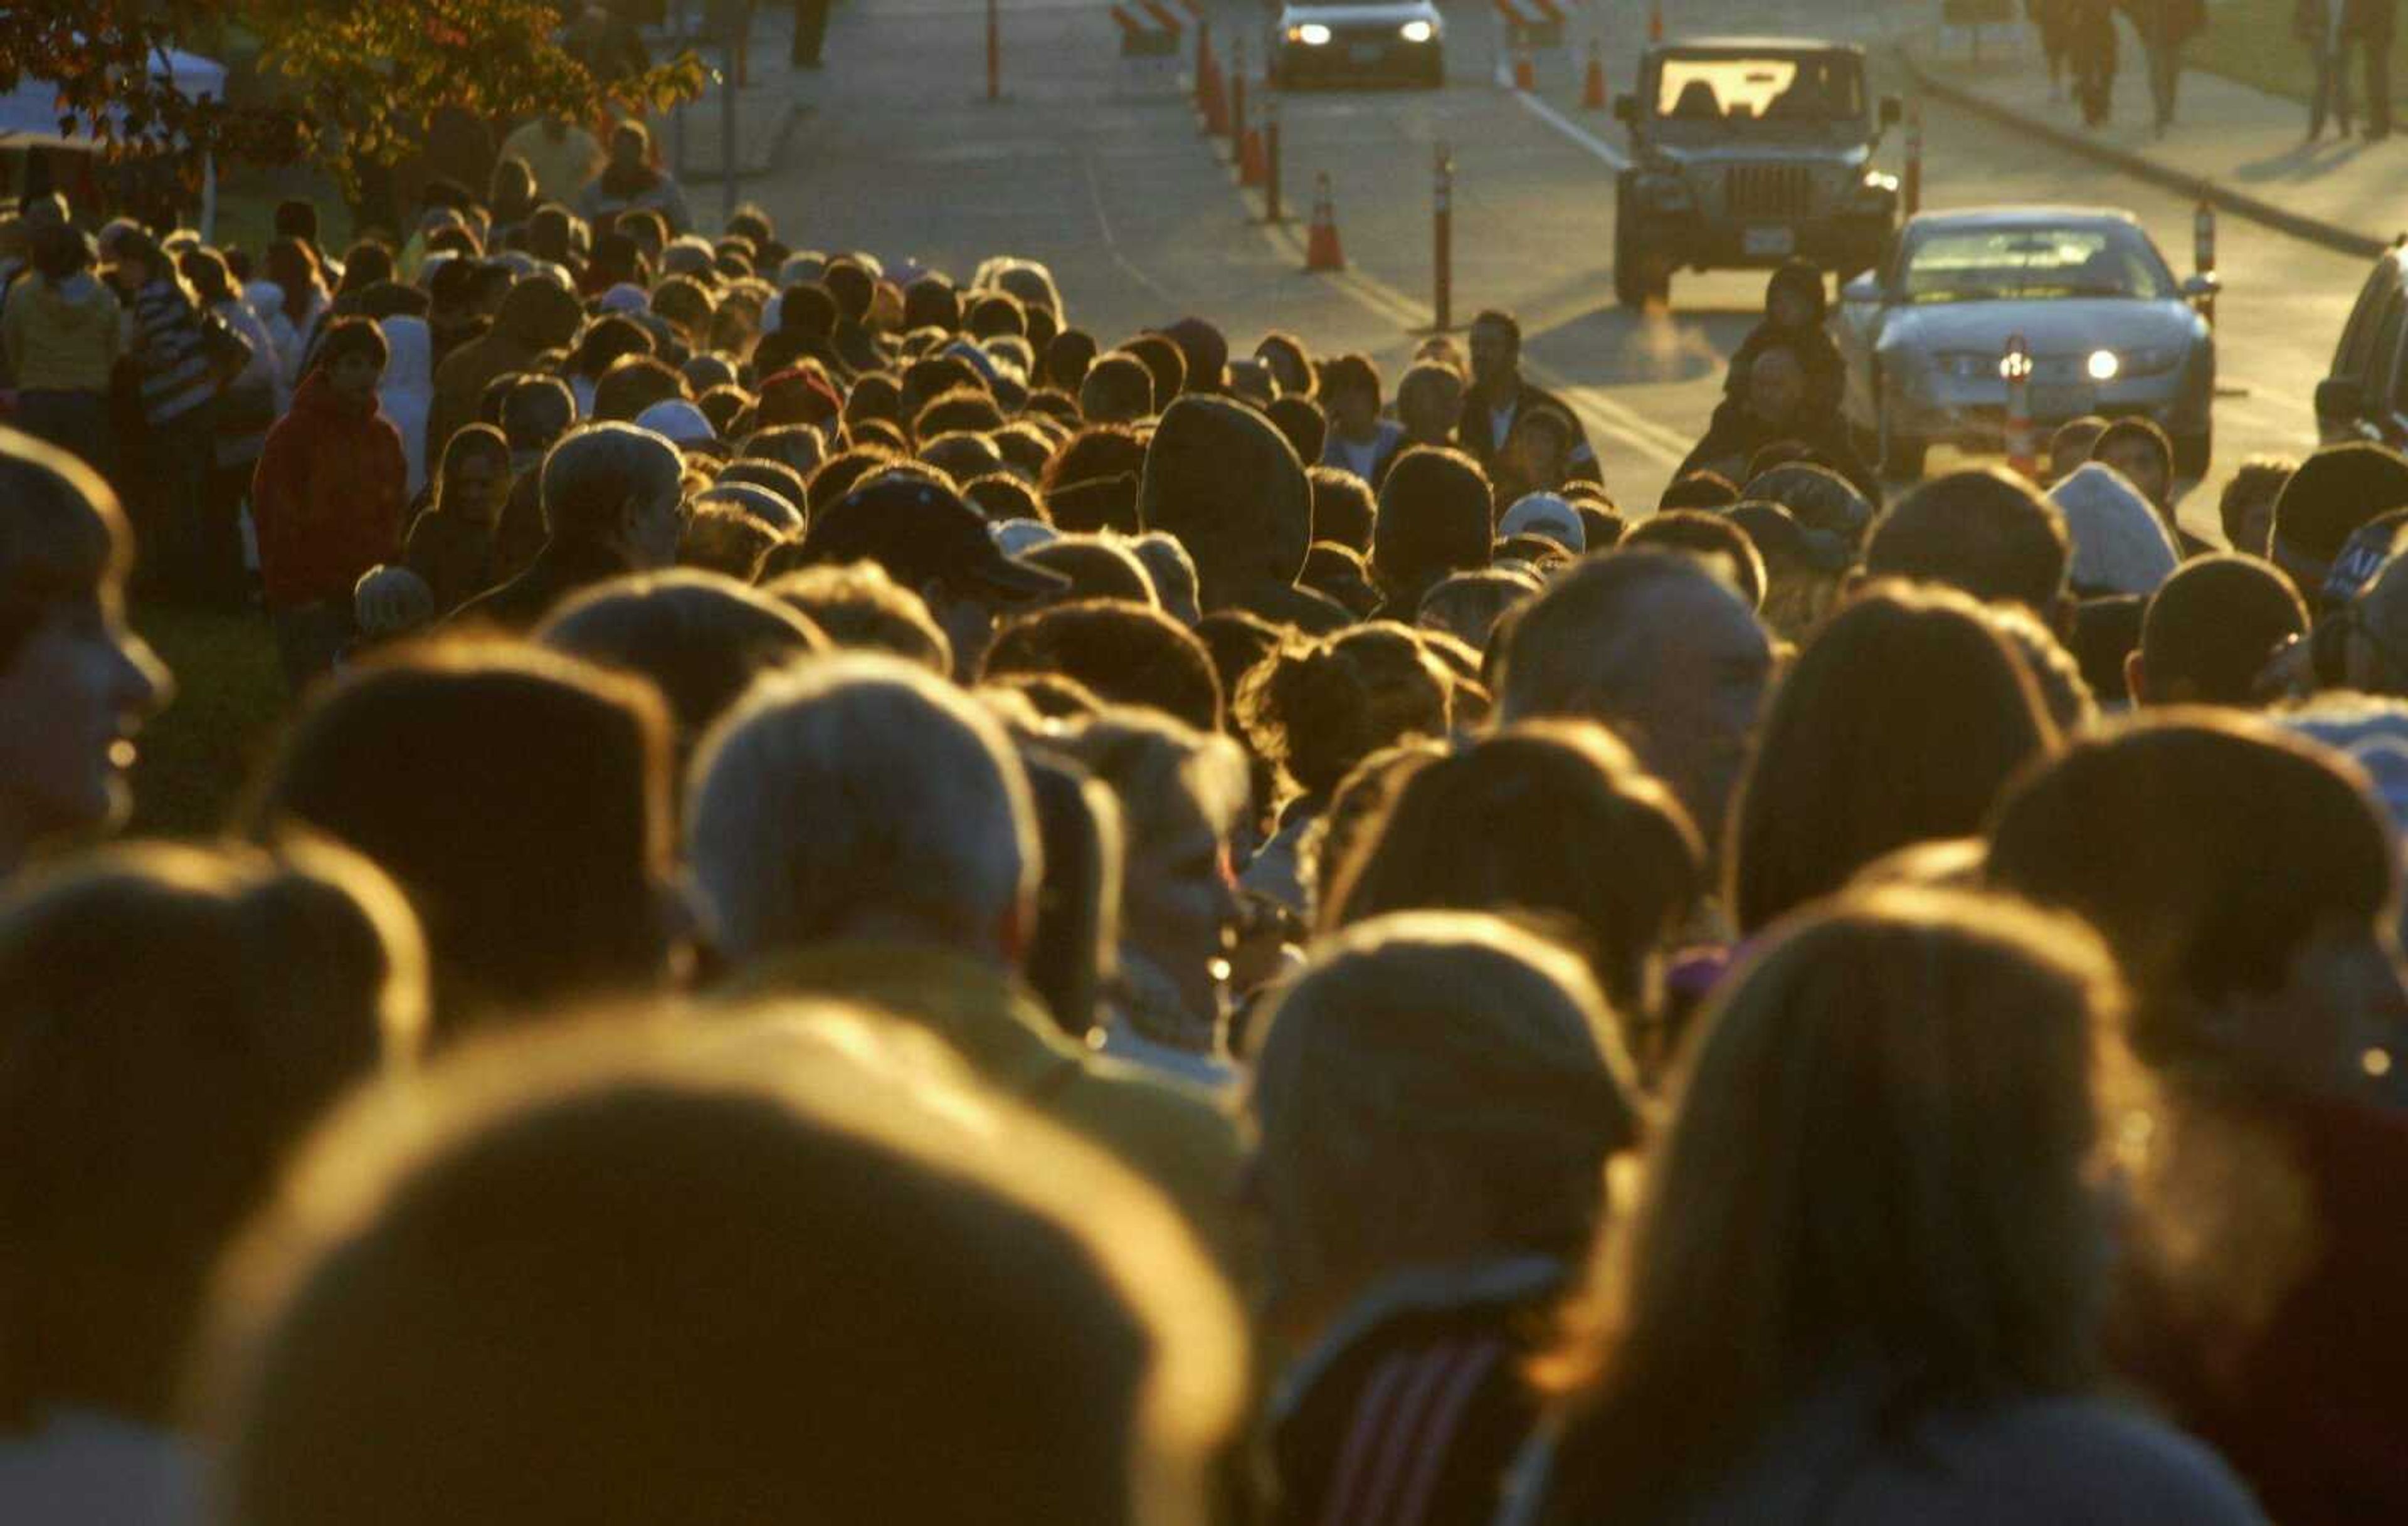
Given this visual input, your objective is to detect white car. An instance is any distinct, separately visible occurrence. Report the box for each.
[1272,0,1444,88]
[1835,207,2217,480]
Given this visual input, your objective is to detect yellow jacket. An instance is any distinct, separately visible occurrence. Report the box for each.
[1,271,120,393]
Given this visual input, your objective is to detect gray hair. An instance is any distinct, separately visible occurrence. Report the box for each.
[1496,551,1718,722]
[541,423,682,543]
[687,654,1039,960]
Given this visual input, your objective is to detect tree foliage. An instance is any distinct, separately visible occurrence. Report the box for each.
[0,0,705,190]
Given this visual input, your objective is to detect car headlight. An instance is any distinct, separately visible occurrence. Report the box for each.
[1854,171,1899,206]
[2086,349,2120,382]
[2117,345,2184,377]
[1290,22,1331,45]
[1400,18,1434,41]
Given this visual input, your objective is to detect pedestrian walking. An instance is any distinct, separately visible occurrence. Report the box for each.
[2347,0,2397,140]
[2069,0,2120,127]
[2121,0,2205,134]
[2301,0,2356,139]
[791,0,830,67]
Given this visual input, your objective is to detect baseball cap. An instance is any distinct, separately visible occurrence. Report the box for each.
[801,477,1070,601]
[635,399,719,451]
[1498,492,1585,553]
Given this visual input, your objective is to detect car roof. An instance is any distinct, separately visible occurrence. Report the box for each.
[1648,36,1860,55]
[1902,206,2143,233]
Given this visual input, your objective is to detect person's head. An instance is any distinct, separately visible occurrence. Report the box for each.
[273,197,321,247]
[250,644,680,1038]
[1729,584,2057,936]
[1468,309,1523,396]
[2129,554,2308,707]
[1417,567,1541,654]
[2218,455,2294,559]
[1328,722,1701,1028]
[539,422,687,568]
[607,118,650,171]
[1238,624,1453,801]
[1536,888,2127,1520]
[2270,442,2408,598]
[536,570,827,765]
[1496,552,1773,853]
[690,655,1038,965]
[500,372,576,457]
[1762,260,1824,329]
[176,244,236,306]
[2046,414,2110,485]
[0,429,171,875]
[1372,446,1492,601]
[2091,416,2175,510]
[1139,394,1313,599]
[0,839,422,1425]
[1304,465,1376,553]
[593,354,689,423]
[311,316,390,406]
[1863,466,2073,621]
[762,562,953,675]
[1318,352,1382,438]
[1247,912,1640,1339]
[1622,509,1766,610]
[196,1012,1246,1526]
[1128,532,1201,626]
[433,423,511,527]
[1742,342,1807,429]
[1743,461,1876,553]
[27,219,92,284]
[1987,713,2404,1090]
[1396,360,1465,446]
[675,503,781,581]
[1080,351,1158,424]
[983,599,1222,732]
[1052,708,1249,1025]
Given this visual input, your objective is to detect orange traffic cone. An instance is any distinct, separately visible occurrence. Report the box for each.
[1512,43,1534,92]
[1583,38,1607,109]
[1238,117,1267,186]
[1201,58,1228,135]
[1648,2,1663,41]
[1304,174,1344,271]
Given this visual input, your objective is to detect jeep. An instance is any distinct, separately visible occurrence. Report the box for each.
[1611,38,1902,308]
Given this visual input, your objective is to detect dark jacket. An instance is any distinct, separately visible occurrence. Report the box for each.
[1722,261,1847,414]
[1274,1259,1567,1526]
[250,371,408,611]
[1677,397,1881,503]
[403,507,499,616]
[449,537,631,633]
[1455,378,1602,487]
[424,279,583,475]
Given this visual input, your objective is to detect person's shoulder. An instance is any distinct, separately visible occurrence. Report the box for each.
[1935,1396,2266,1523]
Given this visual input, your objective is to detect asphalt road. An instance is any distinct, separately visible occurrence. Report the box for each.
[763,0,2365,538]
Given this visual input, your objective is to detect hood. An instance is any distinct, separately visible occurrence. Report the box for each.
[377,315,433,393]
[1647,141,1871,168]
[19,270,114,331]
[2049,463,2178,596]
[495,276,585,350]
[1280,0,1440,22]
[1880,298,2197,360]
[1139,396,1312,594]
[291,366,384,425]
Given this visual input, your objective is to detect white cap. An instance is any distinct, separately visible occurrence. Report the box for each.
[635,399,718,448]
[1498,492,1586,554]
[991,518,1060,557]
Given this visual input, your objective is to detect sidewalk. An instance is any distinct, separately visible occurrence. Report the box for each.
[1901,22,2408,260]
[642,6,806,186]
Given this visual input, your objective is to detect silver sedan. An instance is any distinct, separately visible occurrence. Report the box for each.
[1834,208,2217,480]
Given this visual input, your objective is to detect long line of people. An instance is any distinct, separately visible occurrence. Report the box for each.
[6,169,2408,1526]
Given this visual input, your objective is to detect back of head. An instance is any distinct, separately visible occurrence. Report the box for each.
[1249,912,1639,1323]
[541,421,681,544]
[1328,723,1701,1016]
[1373,446,1493,598]
[1864,467,2071,615]
[1494,551,1717,723]
[536,571,828,753]
[1744,461,1875,552]
[251,645,673,1035]
[0,425,127,666]
[1730,584,2057,935]
[199,1014,1245,1526]
[688,654,1038,962]
[0,840,422,1424]
[983,599,1222,732]
[1622,510,1766,610]
[1306,465,1376,553]
[1539,888,2119,1520]
[1237,624,1452,799]
[2136,555,2308,707]
[762,562,953,674]
[2272,441,2408,578]
[1986,713,2394,1061]
[1139,394,1311,592]
[1417,568,1541,655]
[2047,462,2178,597]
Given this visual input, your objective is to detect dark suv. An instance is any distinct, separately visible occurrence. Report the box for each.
[1612,38,1901,307]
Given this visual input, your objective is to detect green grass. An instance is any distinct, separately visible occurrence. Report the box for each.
[124,601,292,840]
[2189,2,2408,113]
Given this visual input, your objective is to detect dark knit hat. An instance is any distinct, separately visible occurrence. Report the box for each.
[756,366,843,429]
[1139,394,1310,587]
[1162,317,1229,396]
[2273,442,2408,569]
[1373,446,1493,591]
[1046,473,1141,535]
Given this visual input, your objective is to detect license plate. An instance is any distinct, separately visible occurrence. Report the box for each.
[1743,226,1795,257]
[2030,384,2088,418]
[1348,43,1382,61]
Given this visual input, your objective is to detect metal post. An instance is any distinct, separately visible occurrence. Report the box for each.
[1903,97,1922,217]
[988,0,1001,101]
[1265,90,1282,221]
[2194,198,2217,325]
[721,30,739,228]
[1433,141,1452,333]
[1230,36,1247,143]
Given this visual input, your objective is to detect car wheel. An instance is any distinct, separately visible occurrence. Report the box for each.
[1876,375,1926,480]
[2173,427,2211,480]
[1420,48,1444,88]
[1613,182,1647,308]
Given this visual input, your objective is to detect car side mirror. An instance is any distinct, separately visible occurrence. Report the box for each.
[1879,95,1902,127]
[1613,93,1638,125]
[2317,376,2367,423]
[1842,272,1883,305]
[2181,272,2221,300]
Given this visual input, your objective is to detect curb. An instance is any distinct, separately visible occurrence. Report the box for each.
[1896,46,2392,262]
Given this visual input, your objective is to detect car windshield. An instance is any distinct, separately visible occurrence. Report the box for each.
[1899,224,2175,303]
[1650,54,1865,134]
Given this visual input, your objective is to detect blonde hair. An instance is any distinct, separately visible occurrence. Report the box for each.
[1248,912,1642,1332]
[1536,888,2138,1520]
[198,1006,1246,1526]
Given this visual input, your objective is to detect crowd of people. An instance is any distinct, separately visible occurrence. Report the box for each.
[6,145,2408,1526]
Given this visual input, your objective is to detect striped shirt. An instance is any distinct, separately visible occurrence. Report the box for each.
[131,278,218,426]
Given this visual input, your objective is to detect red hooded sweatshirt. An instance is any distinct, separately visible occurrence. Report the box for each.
[250,368,408,611]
